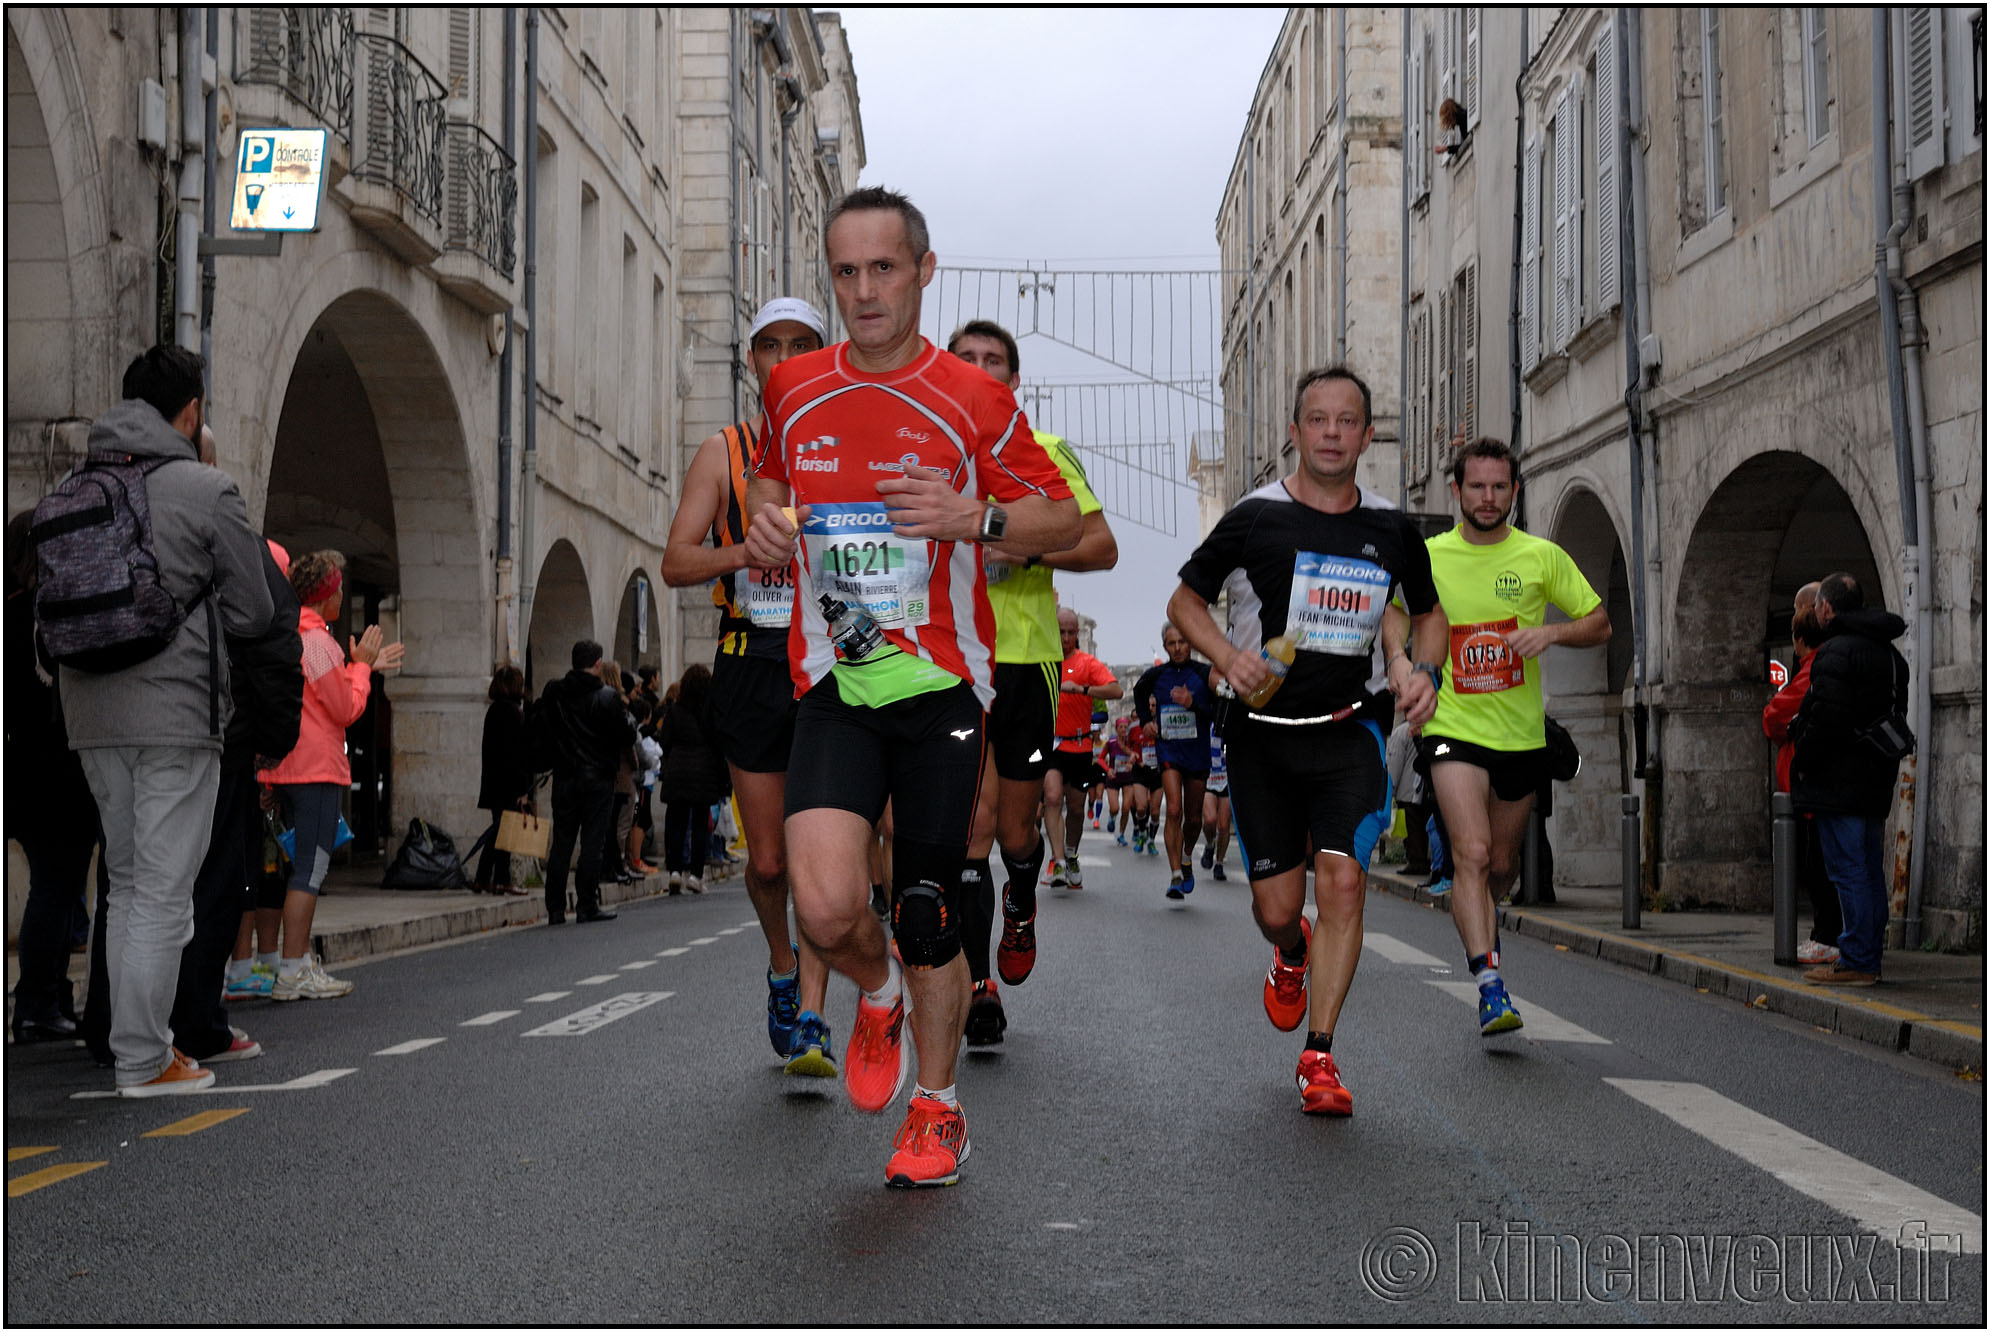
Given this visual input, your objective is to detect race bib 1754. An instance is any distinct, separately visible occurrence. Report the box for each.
[1449,618,1525,694]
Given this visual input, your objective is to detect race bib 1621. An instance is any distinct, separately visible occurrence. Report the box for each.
[800,502,933,628]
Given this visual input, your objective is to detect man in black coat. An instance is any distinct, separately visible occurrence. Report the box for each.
[1790,571,1910,987]
[536,640,636,924]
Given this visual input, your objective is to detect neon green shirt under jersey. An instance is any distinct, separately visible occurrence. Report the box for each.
[984,431,1103,665]
[1423,524,1601,753]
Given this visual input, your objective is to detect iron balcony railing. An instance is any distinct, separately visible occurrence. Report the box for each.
[235,8,354,133]
[351,31,446,227]
[444,121,518,278]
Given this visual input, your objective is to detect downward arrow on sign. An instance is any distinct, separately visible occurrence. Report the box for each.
[283,206,295,220]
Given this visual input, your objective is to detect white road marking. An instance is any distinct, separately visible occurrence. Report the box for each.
[1079,856,1112,867]
[619,960,656,970]
[1363,932,1451,968]
[654,948,688,958]
[375,1038,447,1056]
[718,927,746,936]
[739,920,760,928]
[524,991,571,1003]
[1427,981,1612,1043]
[687,937,719,946]
[74,1068,358,1098]
[575,974,618,985]
[460,1010,521,1027]
[1607,1079,1984,1255]
[522,992,674,1037]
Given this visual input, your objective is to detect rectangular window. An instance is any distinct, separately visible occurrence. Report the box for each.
[579,184,599,420]
[1582,59,1599,317]
[1802,9,1831,144]
[1702,10,1727,214]
[651,276,667,471]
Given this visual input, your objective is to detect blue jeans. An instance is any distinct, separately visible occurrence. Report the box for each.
[1814,813,1886,974]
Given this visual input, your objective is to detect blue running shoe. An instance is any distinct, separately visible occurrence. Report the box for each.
[1428,877,1453,897]
[1115,829,1128,847]
[1147,837,1160,857]
[1179,868,1195,895]
[767,969,801,1057]
[785,1010,839,1077]
[1477,978,1524,1036]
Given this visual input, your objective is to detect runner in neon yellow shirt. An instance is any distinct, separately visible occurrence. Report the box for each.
[1387,438,1609,1039]
[947,320,1118,1045]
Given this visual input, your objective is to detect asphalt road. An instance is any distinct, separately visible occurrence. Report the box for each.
[6,840,1983,1323]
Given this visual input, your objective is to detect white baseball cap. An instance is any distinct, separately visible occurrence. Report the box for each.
[747,297,828,345]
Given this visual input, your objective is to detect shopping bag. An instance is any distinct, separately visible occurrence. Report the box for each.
[496,810,552,859]
[277,816,354,861]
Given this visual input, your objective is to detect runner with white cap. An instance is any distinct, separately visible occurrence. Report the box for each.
[661,296,837,1077]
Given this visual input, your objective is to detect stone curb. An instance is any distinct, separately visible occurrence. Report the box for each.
[1366,870,1984,1071]
[313,861,744,966]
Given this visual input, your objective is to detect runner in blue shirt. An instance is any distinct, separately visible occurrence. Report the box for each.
[1132,624,1215,900]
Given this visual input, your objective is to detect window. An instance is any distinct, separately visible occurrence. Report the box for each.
[1521,132,1541,371]
[1407,29,1427,202]
[1591,20,1621,314]
[1450,263,1478,445]
[1802,9,1831,144]
[1895,8,1985,179]
[578,183,599,419]
[1676,10,1727,233]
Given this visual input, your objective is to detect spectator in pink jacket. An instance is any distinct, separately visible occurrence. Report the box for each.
[263,550,403,999]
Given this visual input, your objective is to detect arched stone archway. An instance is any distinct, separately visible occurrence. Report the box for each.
[5,9,114,515]
[1543,485,1635,887]
[526,539,594,693]
[264,290,487,854]
[612,569,663,678]
[1660,452,1883,907]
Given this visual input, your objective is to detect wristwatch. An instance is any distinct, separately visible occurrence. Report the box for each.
[978,504,1008,542]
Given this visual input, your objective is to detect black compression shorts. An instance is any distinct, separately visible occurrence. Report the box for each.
[1132,765,1163,791]
[784,679,984,850]
[987,661,1058,782]
[1225,716,1390,879]
[1419,734,1549,804]
[1047,748,1099,790]
[710,653,798,774]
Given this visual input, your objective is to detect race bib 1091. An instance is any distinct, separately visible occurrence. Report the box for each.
[801,502,933,629]
[1287,553,1391,656]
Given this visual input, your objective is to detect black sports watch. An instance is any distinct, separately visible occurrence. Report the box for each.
[977,504,1008,542]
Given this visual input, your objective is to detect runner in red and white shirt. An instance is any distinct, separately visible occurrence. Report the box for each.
[1043,606,1122,889]
[742,187,1078,1190]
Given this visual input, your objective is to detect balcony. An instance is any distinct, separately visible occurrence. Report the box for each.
[431,121,518,314]
[343,31,447,264]
[233,8,352,179]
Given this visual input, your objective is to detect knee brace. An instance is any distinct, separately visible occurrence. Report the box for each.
[891,839,963,969]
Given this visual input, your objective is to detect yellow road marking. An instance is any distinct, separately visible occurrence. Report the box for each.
[7,1147,58,1163]
[142,1108,251,1137]
[7,1162,106,1197]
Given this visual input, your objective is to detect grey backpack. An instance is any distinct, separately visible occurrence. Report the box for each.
[30,450,208,672]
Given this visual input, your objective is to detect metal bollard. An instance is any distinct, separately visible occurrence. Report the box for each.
[1518,811,1541,904]
[1621,794,1641,929]
[1772,792,1798,966]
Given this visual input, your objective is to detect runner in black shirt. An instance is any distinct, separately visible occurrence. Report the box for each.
[1169,366,1447,1117]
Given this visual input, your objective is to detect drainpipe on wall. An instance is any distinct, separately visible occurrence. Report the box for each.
[729,10,742,424]
[1398,6,1410,508]
[175,8,204,351]
[1871,11,1934,948]
[494,7,517,665]
[1621,8,1653,780]
[518,7,540,676]
[1509,9,1530,466]
[1334,8,1348,363]
[199,9,217,383]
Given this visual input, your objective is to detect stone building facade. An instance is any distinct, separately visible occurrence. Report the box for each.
[1215,7,1403,504]
[5,6,861,864]
[1221,7,1983,947]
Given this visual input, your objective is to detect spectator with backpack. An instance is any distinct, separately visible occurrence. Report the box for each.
[36,345,274,1095]
[262,549,404,999]
[534,640,636,924]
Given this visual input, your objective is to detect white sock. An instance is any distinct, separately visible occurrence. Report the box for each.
[768,964,798,985]
[280,956,308,978]
[226,957,252,981]
[257,951,279,971]
[915,1083,959,1107]
[1475,963,1502,993]
[863,956,902,1007]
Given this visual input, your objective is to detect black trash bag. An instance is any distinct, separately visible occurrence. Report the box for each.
[382,818,470,890]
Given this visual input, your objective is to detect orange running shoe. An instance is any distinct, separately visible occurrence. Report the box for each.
[885,1094,971,1188]
[844,989,908,1114]
[1296,1048,1353,1116]
[1262,917,1312,1031]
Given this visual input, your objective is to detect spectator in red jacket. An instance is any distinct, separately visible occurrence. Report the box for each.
[1762,582,1840,965]
[264,550,404,999]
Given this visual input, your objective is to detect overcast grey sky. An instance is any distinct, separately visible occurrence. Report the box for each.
[835,6,1290,666]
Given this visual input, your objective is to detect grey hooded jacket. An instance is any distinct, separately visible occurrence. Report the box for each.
[58,400,274,751]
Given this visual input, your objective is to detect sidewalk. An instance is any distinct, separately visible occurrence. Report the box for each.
[5,855,744,1033]
[1367,868,1984,1071]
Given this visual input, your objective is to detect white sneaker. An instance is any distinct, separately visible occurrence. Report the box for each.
[1796,940,1840,966]
[686,875,705,895]
[272,958,354,1001]
[1066,857,1084,888]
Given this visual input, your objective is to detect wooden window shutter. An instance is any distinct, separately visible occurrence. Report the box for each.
[1594,21,1621,312]
[1521,134,1541,371]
